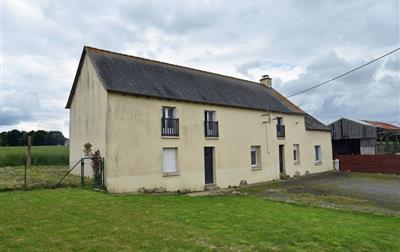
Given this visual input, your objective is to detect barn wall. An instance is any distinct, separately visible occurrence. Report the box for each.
[360,138,376,155]
[329,119,376,140]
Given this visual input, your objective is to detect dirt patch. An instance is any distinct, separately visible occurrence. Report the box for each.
[238,172,400,216]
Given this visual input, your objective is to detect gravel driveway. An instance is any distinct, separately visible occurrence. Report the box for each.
[240,172,400,215]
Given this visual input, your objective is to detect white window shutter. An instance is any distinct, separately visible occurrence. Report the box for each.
[163,148,177,173]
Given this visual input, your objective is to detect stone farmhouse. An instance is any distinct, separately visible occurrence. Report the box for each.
[66,46,333,193]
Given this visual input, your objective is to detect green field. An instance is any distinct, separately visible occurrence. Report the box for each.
[0,166,88,191]
[0,145,68,166]
[1,189,399,251]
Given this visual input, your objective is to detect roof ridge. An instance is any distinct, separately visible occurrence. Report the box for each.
[84,45,264,88]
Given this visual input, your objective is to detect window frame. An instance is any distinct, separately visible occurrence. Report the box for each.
[162,147,179,175]
[314,145,322,163]
[276,117,284,126]
[205,111,216,122]
[276,117,285,138]
[293,144,300,164]
[161,107,179,137]
[162,106,177,119]
[250,146,261,170]
[204,110,219,138]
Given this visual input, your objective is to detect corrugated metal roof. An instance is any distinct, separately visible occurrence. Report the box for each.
[361,120,400,130]
[66,46,330,131]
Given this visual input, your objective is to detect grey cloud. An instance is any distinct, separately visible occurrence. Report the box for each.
[281,52,399,124]
[1,89,39,125]
[385,56,400,71]
[2,0,399,136]
[236,60,295,78]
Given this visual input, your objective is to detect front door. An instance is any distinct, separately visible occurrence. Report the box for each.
[204,147,214,184]
[279,144,285,174]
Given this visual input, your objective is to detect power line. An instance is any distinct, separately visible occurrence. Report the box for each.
[285,47,400,98]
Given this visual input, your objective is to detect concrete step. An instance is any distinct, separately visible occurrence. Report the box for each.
[204,184,220,191]
[280,174,290,180]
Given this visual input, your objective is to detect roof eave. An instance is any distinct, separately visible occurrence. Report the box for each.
[305,128,331,132]
[106,89,306,116]
[65,47,88,109]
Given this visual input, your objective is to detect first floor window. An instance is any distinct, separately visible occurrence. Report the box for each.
[161,107,178,136]
[251,146,261,168]
[293,144,300,163]
[162,107,176,119]
[163,148,177,173]
[314,145,321,162]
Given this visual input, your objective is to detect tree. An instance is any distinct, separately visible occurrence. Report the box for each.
[7,130,23,146]
[0,132,7,146]
[18,131,28,146]
[0,129,67,146]
[32,130,47,146]
[46,131,66,145]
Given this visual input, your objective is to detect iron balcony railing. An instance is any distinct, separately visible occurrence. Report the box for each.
[161,118,179,136]
[277,125,285,137]
[205,121,219,137]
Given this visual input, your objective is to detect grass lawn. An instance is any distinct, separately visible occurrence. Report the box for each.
[1,189,399,251]
[0,145,68,166]
[0,166,87,191]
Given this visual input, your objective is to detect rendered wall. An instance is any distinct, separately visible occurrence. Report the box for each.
[69,56,108,178]
[105,94,333,193]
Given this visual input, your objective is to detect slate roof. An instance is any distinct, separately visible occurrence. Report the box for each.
[66,46,329,131]
[304,114,330,131]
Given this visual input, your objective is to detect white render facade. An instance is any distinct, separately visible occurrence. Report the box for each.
[67,47,333,193]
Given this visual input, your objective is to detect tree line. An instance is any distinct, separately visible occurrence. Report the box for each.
[0,130,68,146]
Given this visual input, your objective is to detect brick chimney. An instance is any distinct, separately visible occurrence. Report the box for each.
[260,75,272,88]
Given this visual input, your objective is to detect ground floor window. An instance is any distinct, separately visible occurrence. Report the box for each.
[163,148,177,173]
[251,146,261,169]
[314,145,321,163]
[293,144,300,163]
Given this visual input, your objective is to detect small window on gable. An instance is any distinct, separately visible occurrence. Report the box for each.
[251,146,261,169]
[293,144,300,163]
[314,145,321,163]
[163,148,177,174]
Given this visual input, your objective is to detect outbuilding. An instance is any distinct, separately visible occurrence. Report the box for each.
[328,118,400,157]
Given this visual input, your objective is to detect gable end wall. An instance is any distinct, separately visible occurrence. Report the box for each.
[69,55,108,178]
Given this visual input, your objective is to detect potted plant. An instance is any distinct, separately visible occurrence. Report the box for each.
[83,142,92,158]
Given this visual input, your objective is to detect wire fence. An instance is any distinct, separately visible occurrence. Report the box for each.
[0,157,104,192]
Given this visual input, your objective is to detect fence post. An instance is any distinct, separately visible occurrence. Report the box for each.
[24,136,32,190]
[26,136,32,167]
[24,157,27,190]
[80,158,84,187]
[101,157,104,189]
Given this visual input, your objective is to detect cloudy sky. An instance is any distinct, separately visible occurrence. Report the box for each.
[1,0,399,137]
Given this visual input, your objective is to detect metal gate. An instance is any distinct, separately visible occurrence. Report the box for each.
[56,157,105,189]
